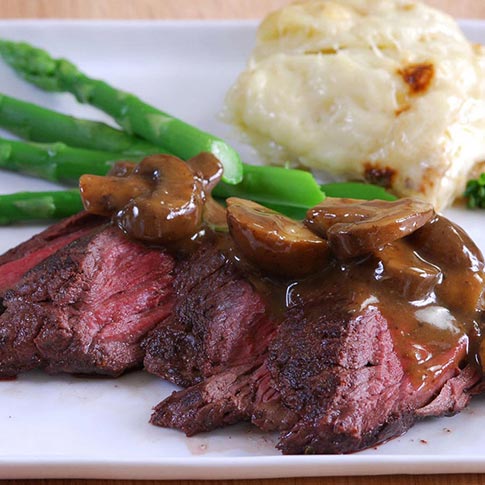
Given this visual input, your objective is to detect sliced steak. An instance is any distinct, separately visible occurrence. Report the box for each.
[143,236,277,386]
[2,201,479,455]
[151,283,479,454]
[152,363,259,435]
[151,362,298,436]
[0,225,174,377]
[149,214,484,454]
[0,212,103,297]
[268,288,480,454]
[146,235,296,435]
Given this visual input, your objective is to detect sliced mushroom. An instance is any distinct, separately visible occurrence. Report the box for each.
[108,161,137,178]
[305,198,434,259]
[187,152,224,192]
[80,154,207,243]
[305,198,378,234]
[80,173,151,215]
[80,161,142,215]
[374,240,442,302]
[187,152,227,230]
[410,215,485,313]
[226,197,330,277]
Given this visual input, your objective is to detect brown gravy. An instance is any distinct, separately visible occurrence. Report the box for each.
[216,213,484,392]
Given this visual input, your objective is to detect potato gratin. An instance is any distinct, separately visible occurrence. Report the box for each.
[226,0,485,210]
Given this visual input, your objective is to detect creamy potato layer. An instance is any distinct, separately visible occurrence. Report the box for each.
[226,0,485,210]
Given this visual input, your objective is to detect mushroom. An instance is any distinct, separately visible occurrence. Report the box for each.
[226,197,330,277]
[107,160,137,177]
[374,240,442,302]
[80,154,214,243]
[409,215,485,313]
[305,198,434,259]
[187,152,224,192]
[187,152,227,230]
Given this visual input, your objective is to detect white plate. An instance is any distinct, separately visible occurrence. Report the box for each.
[0,19,485,480]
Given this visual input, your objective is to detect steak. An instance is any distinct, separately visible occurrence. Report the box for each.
[143,236,277,386]
[268,288,480,454]
[149,217,484,454]
[151,361,298,436]
[0,225,174,377]
[146,235,298,435]
[0,211,103,298]
[151,280,480,453]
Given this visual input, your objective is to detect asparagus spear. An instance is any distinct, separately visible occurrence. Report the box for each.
[0,93,170,156]
[0,178,398,224]
[0,93,323,207]
[0,137,125,183]
[0,140,398,222]
[213,164,325,212]
[0,39,243,184]
[0,189,83,225]
[0,155,325,219]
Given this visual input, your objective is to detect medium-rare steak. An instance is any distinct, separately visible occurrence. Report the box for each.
[146,234,298,434]
[151,293,477,451]
[268,287,479,454]
[0,225,174,377]
[143,235,277,386]
[151,362,298,435]
[0,211,103,298]
[151,264,481,454]
[267,213,485,454]
[149,212,484,454]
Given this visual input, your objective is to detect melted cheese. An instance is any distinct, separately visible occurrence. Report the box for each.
[225,0,485,209]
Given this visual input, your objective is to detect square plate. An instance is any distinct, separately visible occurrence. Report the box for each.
[0,19,485,480]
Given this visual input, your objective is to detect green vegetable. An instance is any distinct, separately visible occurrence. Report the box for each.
[0,137,126,183]
[0,93,169,156]
[213,164,325,217]
[0,39,243,184]
[320,182,397,201]
[0,129,325,217]
[0,189,83,225]
[464,174,485,208]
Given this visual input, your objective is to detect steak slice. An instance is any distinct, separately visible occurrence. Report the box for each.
[0,212,103,297]
[151,284,479,454]
[0,225,174,377]
[143,235,277,386]
[152,363,259,435]
[150,362,298,435]
[268,288,480,454]
[146,235,296,436]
